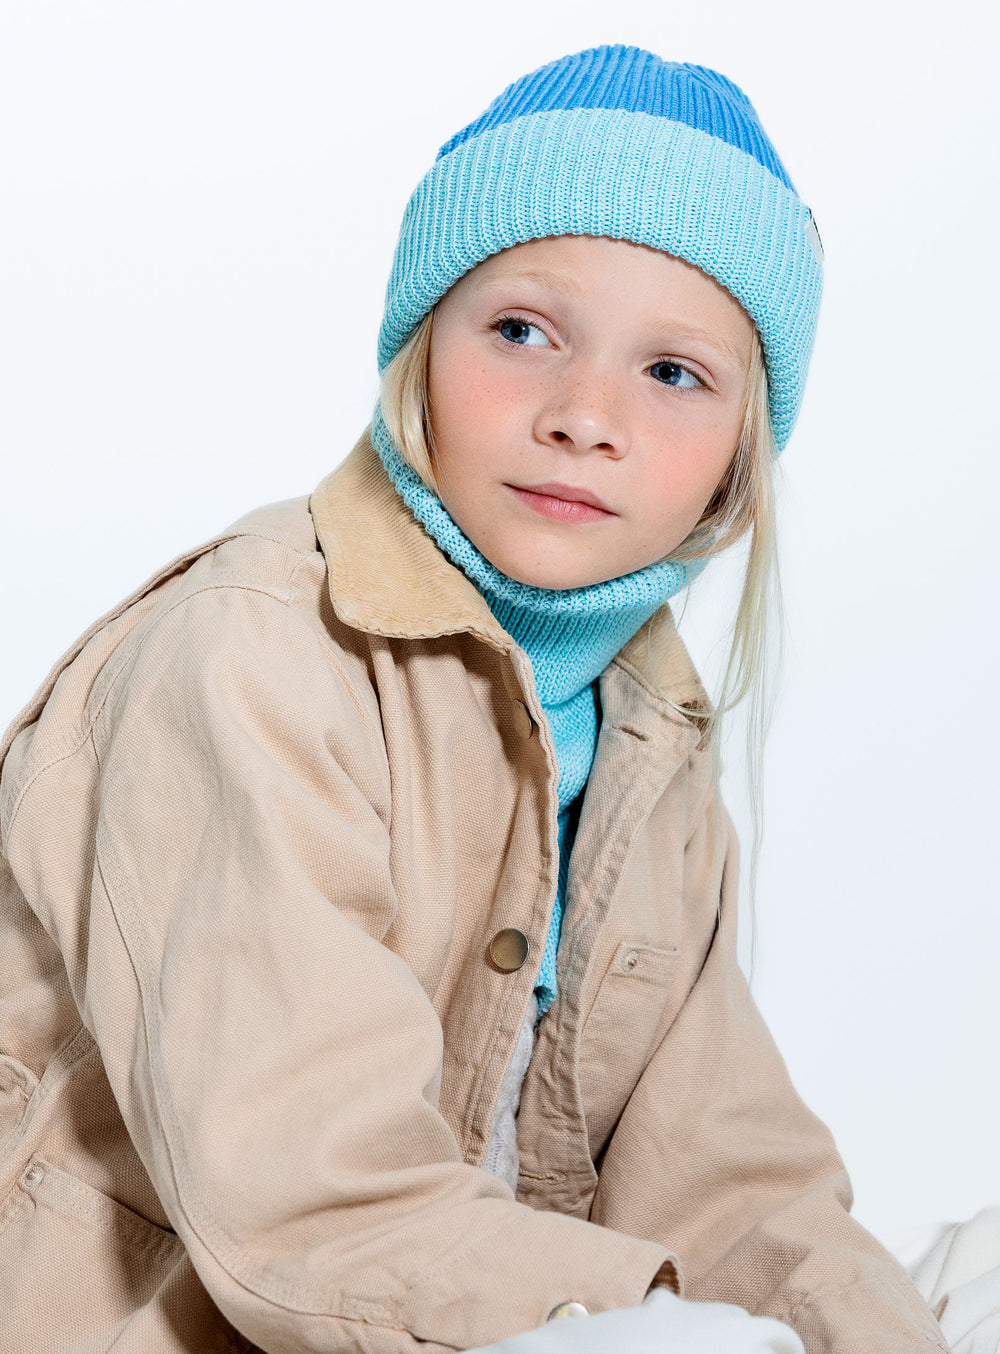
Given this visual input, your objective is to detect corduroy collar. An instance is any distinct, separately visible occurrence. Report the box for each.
[309,429,711,722]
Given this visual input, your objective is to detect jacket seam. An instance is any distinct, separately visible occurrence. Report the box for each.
[779,1275,949,1349]
[284,552,315,595]
[611,653,706,714]
[92,834,260,1301]
[682,766,719,851]
[286,582,389,742]
[0,1024,96,1172]
[336,611,511,649]
[89,690,420,1325]
[3,731,99,846]
[3,580,302,840]
[413,1215,516,1290]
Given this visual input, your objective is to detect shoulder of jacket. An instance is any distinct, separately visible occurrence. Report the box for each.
[167,495,324,606]
[0,494,326,778]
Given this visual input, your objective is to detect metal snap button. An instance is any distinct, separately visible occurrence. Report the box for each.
[488,928,530,973]
[23,1164,44,1187]
[547,1302,589,1320]
[511,700,535,740]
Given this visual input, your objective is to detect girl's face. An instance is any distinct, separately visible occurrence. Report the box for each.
[427,235,755,589]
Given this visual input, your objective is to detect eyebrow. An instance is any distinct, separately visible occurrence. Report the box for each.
[477,267,585,297]
[475,269,750,366]
[659,322,749,367]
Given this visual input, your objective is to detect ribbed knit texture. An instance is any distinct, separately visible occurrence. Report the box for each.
[378,45,823,451]
[371,409,689,1011]
[436,46,795,190]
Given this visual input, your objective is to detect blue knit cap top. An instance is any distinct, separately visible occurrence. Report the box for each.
[379,44,824,450]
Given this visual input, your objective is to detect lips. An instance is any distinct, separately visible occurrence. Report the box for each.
[508,481,615,513]
[505,481,617,525]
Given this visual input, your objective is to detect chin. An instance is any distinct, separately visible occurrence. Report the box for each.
[500,561,614,591]
[478,537,620,591]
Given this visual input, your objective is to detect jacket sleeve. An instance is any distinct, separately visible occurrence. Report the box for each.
[2,580,672,1354]
[588,788,949,1353]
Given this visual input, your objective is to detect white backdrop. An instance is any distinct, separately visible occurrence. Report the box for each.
[2,0,998,1247]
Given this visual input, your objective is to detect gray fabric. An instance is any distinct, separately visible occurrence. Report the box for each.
[483,995,539,1191]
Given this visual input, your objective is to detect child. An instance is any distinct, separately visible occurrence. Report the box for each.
[0,44,947,1354]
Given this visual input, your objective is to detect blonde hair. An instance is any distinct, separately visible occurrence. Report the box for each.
[379,311,438,488]
[674,333,781,741]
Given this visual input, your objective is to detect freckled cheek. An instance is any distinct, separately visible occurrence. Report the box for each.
[431,354,522,435]
[637,424,738,529]
[668,462,725,516]
[427,363,518,511]
[651,406,741,476]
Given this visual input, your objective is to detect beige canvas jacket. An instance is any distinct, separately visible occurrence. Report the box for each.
[0,435,946,1353]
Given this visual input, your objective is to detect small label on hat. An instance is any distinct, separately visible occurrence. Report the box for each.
[804,209,824,263]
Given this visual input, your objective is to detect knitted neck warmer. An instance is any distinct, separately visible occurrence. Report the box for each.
[371,408,694,1008]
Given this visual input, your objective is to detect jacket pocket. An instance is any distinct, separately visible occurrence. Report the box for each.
[577,942,680,1160]
[0,1154,187,1353]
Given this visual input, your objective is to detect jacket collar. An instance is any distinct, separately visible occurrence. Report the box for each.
[311,431,511,651]
[310,430,710,722]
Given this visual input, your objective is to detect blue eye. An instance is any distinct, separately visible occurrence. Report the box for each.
[650,361,701,389]
[497,317,548,346]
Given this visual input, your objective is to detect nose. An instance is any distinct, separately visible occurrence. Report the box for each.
[533,363,629,459]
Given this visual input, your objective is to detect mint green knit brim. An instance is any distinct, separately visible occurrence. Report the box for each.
[378,107,823,451]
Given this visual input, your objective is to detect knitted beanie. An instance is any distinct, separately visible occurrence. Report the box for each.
[377,44,823,450]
